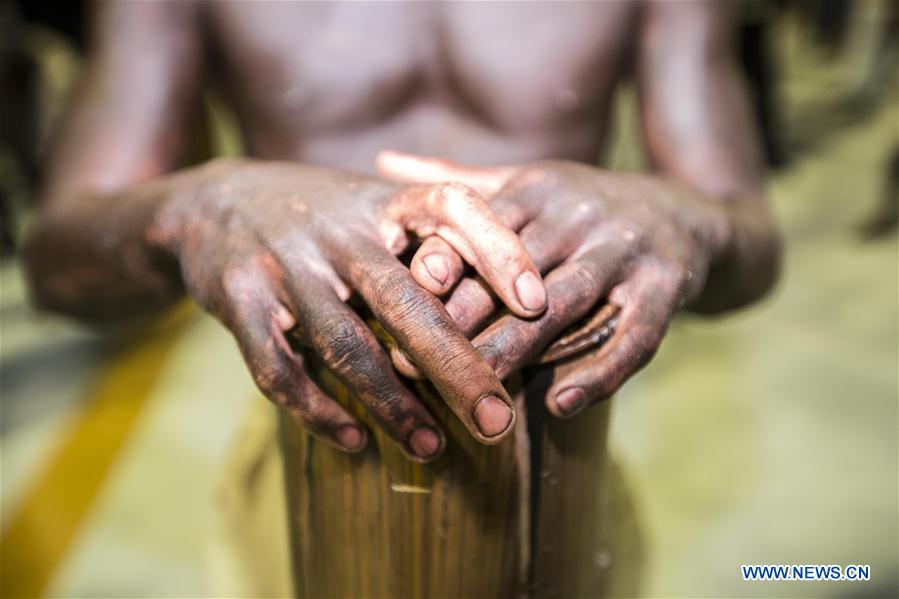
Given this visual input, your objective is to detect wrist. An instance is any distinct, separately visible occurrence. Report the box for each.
[147,156,252,258]
[687,189,736,270]
[693,197,782,313]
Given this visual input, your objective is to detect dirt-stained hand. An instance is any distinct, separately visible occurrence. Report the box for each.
[153,158,547,460]
[377,151,733,417]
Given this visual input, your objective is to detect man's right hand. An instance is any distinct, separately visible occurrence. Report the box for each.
[150,159,546,461]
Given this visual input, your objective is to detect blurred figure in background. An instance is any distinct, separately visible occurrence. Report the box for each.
[0,3,40,255]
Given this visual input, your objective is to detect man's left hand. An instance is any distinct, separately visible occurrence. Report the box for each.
[376,151,736,417]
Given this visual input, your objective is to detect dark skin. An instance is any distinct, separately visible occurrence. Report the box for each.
[24,1,781,461]
[379,154,779,417]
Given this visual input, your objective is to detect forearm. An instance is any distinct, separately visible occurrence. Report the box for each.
[23,161,223,323]
[634,0,782,313]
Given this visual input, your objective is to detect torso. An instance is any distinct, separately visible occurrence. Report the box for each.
[205,1,638,173]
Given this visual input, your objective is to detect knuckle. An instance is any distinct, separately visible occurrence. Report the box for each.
[490,198,521,227]
[433,346,474,379]
[518,164,551,186]
[434,182,481,217]
[352,375,412,426]
[394,292,434,327]
[628,327,662,369]
[514,164,563,197]
[569,201,601,226]
[442,181,478,202]
[663,261,690,285]
[375,273,436,329]
[220,261,260,299]
[539,299,560,326]
[569,262,600,293]
[660,264,688,295]
[613,225,646,251]
[319,318,371,372]
[535,294,573,340]
[654,260,696,306]
[372,270,411,306]
[252,361,292,396]
[369,391,408,421]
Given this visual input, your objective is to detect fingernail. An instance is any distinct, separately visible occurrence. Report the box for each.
[335,425,366,452]
[554,387,587,416]
[515,271,546,312]
[422,253,450,285]
[473,395,514,438]
[477,345,499,370]
[409,425,442,459]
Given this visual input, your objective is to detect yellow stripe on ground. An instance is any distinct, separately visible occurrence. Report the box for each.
[0,307,191,599]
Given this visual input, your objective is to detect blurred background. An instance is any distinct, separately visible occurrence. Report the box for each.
[1,0,896,597]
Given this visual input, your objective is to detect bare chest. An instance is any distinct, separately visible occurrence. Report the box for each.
[208,2,637,138]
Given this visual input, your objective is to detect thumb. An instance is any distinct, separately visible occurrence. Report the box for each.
[375,150,516,197]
